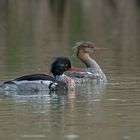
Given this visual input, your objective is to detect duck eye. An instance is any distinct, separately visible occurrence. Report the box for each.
[65,63,68,67]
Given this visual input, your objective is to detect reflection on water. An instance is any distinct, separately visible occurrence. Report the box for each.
[0,0,140,140]
[0,84,106,140]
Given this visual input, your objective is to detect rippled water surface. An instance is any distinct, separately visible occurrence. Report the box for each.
[0,0,140,140]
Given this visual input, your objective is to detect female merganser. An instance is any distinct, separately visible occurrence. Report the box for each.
[0,57,75,92]
[67,41,107,83]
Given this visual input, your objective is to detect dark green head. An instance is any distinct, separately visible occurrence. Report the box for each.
[51,57,71,77]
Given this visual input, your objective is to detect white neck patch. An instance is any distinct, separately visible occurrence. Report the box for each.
[55,74,65,81]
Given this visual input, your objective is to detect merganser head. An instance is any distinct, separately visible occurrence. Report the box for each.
[74,41,95,56]
[51,57,71,77]
[74,41,104,57]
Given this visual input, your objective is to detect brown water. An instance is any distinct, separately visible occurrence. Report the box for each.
[0,0,140,140]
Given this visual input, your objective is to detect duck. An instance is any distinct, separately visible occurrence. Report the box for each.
[67,41,107,84]
[0,57,75,92]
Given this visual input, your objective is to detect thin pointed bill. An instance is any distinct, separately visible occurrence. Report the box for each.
[93,47,106,52]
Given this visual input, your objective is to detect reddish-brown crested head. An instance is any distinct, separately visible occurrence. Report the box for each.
[74,41,95,56]
[74,41,105,57]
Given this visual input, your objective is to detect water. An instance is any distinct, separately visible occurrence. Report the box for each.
[0,0,140,140]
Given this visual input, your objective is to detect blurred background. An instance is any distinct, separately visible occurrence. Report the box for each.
[0,0,140,80]
[0,1,140,140]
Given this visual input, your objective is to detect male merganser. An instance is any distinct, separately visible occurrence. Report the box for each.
[67,41,107,83]
[0,57,75,92]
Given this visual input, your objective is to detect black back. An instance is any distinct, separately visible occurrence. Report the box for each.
[14,74,56,81]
